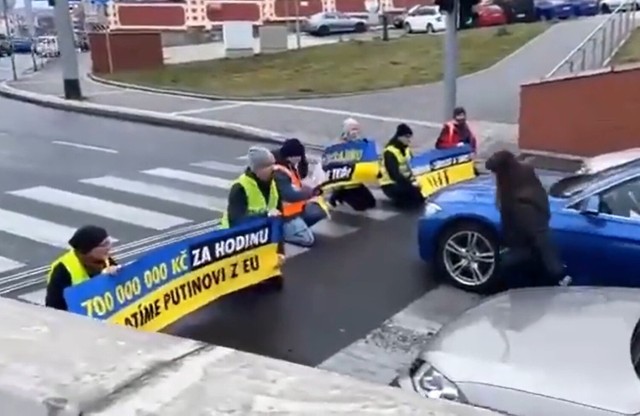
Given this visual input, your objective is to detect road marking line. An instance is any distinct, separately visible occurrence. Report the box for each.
[284,243,309,258]
[81,176,227,212]
[17,288,45,305]
[238,101,443,128]
[170,103,247,116]
[190,160,245,173]
[142,167,233,189]
[318,286,484,385]
[311,220,358,238]
[0,256,25,274]
[0,208,89,248]
[331,204,398,221]
[9,186,190,231]
[52,140,118,154]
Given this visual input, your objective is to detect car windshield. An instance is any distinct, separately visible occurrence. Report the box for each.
[549,159,640,198]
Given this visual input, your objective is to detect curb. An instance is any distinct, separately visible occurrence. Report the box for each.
[87,73,403,102]
[0,81,325,151]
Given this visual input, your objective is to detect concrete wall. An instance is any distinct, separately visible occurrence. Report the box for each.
[519,63,640,157]
[0,297,498,415]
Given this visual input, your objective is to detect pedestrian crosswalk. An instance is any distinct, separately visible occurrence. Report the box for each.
[0,155,404,302]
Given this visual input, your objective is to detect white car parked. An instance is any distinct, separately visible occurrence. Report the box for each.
[403,5,446,34]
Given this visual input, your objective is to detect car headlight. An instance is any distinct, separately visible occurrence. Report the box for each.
[412,360,462,402]
[424,202,442,217]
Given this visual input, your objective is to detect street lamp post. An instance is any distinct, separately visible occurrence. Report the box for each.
[53,0,82,99]
[1,0,17,81]
[442,0,458,121]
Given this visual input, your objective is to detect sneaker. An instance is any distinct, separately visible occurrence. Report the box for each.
[558,275,572,286]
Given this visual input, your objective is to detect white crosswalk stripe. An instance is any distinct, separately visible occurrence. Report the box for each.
[143,167,233,189]
[191,161,244,173]
[81,176,227,212]
[9,186,191,231]
[0,157,403,299]
[0,207,84,248]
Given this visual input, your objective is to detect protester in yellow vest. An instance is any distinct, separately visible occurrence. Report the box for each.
[221,146,285,265]
[379,123,425,209]
[45,225,119,311]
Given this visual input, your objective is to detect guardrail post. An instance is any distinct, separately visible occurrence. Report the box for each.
[610,19,616,55]
[590,38,597,69]
[600,26,607,65]
[580,47,587,71]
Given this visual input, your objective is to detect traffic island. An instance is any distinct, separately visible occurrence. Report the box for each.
[103,23,548,99]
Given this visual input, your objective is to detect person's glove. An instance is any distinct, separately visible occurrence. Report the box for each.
[276,254,285,268]
[268,209,281,217]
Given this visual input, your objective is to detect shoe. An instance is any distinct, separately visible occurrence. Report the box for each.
[558,275,572,286]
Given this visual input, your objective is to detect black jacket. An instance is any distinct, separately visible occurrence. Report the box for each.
[382,138,413,188]
[226,169,284,254]
[500,182,563,277]
[46,256,117,311]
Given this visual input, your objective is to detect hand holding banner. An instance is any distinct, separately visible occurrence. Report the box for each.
[64,217,282,332]
[321,139,379,189]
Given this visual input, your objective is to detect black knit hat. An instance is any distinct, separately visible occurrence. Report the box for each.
[395,123,413,138]
[453,106,466,117]
[69,225,109,254]
[280,138,306,158]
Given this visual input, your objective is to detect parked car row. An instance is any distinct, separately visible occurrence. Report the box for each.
[302,12,369,36]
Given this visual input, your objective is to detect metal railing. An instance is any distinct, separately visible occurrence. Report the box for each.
[544,4,638,79]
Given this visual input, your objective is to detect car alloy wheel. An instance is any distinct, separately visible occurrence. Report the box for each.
[442,230,496,287]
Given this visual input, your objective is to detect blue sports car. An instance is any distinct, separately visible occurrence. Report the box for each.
[535,0,575,19]
[417,154,640,293]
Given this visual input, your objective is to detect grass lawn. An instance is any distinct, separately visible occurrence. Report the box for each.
[108,23,547,97]
[612,28,640,65]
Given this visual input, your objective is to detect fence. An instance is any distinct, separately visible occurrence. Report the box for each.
[544,4,638,79]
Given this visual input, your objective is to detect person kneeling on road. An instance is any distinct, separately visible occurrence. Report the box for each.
[379,123,425,209]
[328,117,377,211]
[273,138,328,247]
[46,225,119,311]
[221,146,285,266]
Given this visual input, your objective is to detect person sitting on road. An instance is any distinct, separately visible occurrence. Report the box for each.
[327,118,377,211]
[46,225,119,311]
[272,139,328,247]
[221,146,285,263]
[435,106,477,153]
[379,123,425,209]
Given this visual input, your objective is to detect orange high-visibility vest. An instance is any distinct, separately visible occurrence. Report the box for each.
[273,164,305,217]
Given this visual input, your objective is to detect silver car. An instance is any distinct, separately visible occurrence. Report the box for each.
[577,148,640,174]
[396,287,640,415]
[303,12,368,36]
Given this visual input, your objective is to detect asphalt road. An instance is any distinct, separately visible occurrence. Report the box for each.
[166,210,435,366]
[0,54,41,79]
[0,97,253,293]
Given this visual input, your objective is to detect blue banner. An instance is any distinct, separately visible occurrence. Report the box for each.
[64,217,283,332]
[321,139,378,168]
[410,145,474,175]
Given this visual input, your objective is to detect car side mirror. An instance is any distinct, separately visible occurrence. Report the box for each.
[580,195,600,216]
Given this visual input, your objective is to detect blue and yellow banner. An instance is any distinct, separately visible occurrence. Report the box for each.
[64,218,282,332]
[320,139,380,189]
[410,146,476,197]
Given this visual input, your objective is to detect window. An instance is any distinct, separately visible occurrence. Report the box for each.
[598,177,640,218]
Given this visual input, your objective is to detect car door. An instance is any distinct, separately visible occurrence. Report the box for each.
[322,13,339,32]
[335,13,355,30]
[554,175,640,287]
